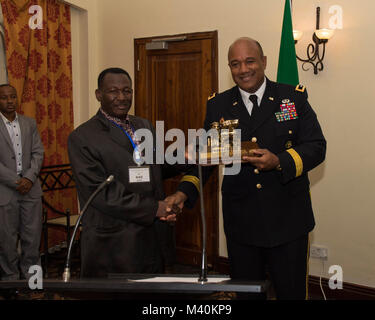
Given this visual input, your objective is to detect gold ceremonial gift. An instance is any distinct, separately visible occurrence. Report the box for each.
[197,119,259,165]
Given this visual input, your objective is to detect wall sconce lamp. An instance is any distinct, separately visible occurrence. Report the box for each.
[293,7,334,74]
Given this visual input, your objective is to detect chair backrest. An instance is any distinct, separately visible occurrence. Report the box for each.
[39,164,76,217]
[39,165,79,263]
[39,164,76,192]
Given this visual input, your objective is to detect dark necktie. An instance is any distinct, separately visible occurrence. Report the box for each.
[249,94,259,117]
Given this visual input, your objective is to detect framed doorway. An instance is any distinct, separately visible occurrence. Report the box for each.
[134,31,219,269]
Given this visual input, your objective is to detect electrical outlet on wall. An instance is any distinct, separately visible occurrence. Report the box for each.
[310,245,328,260]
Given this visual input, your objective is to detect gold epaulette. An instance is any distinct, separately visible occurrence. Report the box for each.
[295,84,306,93]
[208,93,216,101]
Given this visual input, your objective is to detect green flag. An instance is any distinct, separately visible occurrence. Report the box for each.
[277,0,299,86]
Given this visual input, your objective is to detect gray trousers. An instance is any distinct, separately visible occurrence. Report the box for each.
[0,192,42,280]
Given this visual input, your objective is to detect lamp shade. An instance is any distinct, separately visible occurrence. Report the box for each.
[315,28,334,40]
[293,30,303,41]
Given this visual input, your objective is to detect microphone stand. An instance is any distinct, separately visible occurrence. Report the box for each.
[62,175,114,282]
[197,164,208,283]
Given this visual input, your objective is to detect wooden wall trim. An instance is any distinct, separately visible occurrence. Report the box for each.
[309,275,375,300]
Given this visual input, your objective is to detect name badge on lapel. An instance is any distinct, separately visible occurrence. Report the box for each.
[129,166,150,183]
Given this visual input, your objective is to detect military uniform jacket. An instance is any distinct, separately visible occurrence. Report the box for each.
[68,111,178,277]
[178,78,326,247]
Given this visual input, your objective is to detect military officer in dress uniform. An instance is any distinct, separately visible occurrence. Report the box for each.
[166,37,326,299]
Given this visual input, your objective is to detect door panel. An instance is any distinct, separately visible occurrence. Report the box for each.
[134,31,218,268]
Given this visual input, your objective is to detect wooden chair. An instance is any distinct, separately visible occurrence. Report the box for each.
[38,164,79,277]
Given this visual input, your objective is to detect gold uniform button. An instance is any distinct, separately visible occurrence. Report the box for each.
[256,184,262,189]
[254,169,260,174]
[289,130,293,135]
[251,137,257,143]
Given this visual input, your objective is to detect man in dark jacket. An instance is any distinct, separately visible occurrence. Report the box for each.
[169,37,326,299]
[68,68,180,278]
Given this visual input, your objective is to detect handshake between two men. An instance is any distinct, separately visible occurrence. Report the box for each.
[156,191,188,223]
[155,145,281,223]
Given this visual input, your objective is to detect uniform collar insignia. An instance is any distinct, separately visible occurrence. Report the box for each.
[208,93,216,100]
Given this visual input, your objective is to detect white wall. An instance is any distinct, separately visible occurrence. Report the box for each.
[68,0,375,288]
[293,0,375,287]
[64,0,100,121]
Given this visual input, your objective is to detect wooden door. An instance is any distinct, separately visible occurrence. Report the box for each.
[134,31,219,268]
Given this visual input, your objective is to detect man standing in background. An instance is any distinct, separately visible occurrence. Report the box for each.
[0,84,44,281]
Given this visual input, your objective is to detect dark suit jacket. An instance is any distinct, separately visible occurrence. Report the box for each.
[178,79,326,247]
[0,114,44,206]
[68,111,180,277]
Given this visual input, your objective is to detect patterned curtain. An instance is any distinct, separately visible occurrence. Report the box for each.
[0,0,77,248]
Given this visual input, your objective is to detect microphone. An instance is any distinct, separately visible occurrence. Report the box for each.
[62,175,114,282]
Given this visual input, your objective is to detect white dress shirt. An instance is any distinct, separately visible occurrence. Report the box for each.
[1,112,23,175]
[238,77,267,116]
